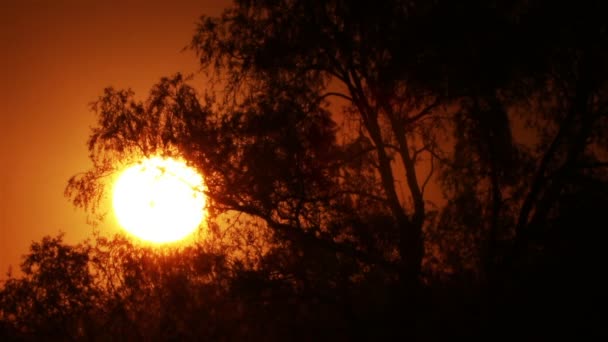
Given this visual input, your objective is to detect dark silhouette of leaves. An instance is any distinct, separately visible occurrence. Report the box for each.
[3,0,608,340]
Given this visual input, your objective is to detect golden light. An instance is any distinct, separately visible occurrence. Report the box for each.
[112,156,206,244]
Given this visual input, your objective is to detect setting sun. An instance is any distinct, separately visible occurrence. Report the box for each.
[112,156,206,243]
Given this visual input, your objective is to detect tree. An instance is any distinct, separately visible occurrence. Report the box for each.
[0,234,259,341]
[0,235,99,340]
[56,0,608,339]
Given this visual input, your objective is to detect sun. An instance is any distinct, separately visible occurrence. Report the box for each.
[112,156,206,244]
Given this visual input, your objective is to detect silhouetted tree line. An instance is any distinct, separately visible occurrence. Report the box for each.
[2,0,608,340]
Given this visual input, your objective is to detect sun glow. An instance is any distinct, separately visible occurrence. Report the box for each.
[112,156,206,244]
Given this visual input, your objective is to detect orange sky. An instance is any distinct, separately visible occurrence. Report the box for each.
[0,0,229,277]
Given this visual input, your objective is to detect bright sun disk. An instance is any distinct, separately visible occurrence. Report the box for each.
[112,156,205,244]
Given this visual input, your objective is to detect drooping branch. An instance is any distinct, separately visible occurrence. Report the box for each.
[317,91,354,103]
[212,196,400,273]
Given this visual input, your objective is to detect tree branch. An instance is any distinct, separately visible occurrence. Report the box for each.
[317,91,353,103]
[213,196,401,273]
[421,155,435,197]
[405,98,440,125]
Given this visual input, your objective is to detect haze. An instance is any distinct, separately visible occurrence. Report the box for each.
[0,0,229,277]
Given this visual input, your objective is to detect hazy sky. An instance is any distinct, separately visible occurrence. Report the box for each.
[0,0,229,276]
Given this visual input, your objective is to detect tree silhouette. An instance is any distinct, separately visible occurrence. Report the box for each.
[3,0,608,340]
[0,235,99,340]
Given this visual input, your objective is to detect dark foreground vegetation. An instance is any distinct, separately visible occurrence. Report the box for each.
[2,0,608,340]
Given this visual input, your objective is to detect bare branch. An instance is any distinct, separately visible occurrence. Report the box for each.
[405,98,441,125]
[317,91,353,103]
[413,144,432,160]
[421,155,435,196]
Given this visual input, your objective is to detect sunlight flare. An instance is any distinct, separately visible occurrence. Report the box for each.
[112,156,205,243]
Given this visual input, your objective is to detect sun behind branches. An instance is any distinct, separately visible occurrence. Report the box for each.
[112,156,206,244]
